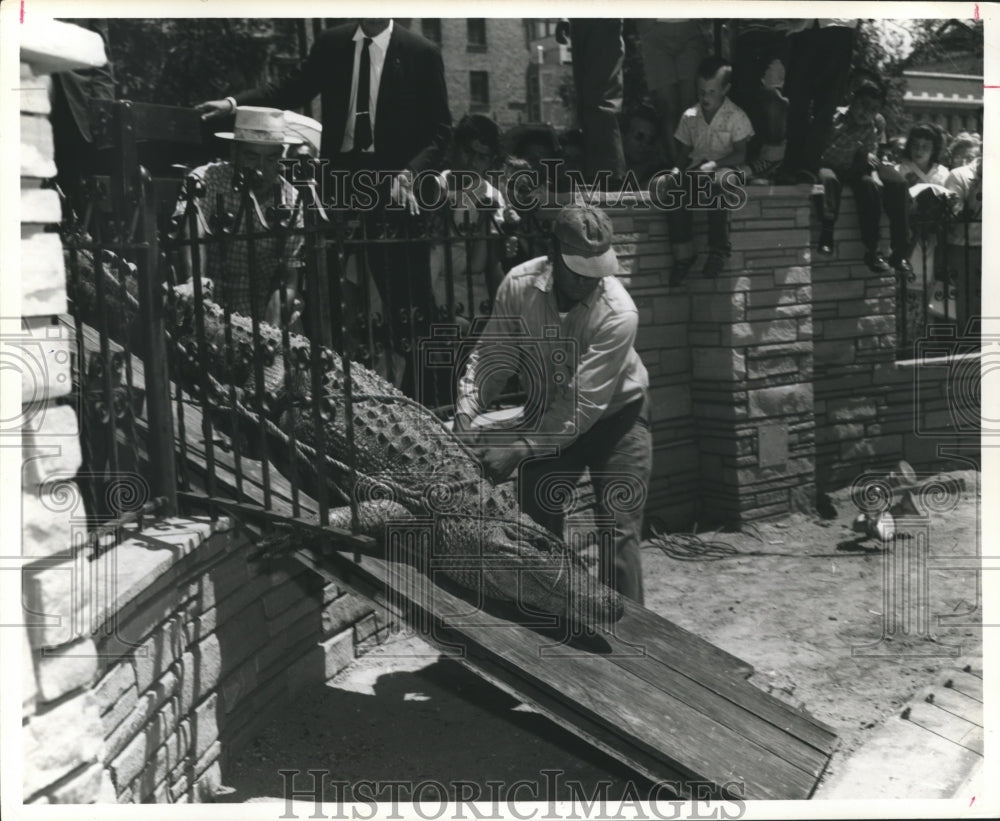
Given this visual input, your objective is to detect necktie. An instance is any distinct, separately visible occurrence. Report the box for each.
[354,37,373,151]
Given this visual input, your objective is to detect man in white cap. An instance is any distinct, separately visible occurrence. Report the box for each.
[453,203,651,603]
[173,106,305,326]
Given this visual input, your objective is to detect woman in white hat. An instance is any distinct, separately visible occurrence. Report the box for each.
[173,107,305,326]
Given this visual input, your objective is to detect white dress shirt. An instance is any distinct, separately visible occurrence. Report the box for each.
[340,20,394,153]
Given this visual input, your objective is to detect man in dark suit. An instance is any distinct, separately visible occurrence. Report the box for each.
[51,19,117,223]
[197,18,452,403]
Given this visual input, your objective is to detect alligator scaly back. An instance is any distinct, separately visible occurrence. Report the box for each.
[76,265,625,627]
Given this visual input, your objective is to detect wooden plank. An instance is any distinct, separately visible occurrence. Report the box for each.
[928,685,984,724]
[367,551,823,800]
[960,657,983,679]
[904,702,984,755]
[944,670,983,703]
[604,653,831,779]
[78,320,835,799]
[292,546,698,795]
[603,606,837,757]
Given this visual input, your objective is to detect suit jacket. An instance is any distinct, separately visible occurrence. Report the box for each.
[236,22,452,173]
[51,19,116,143]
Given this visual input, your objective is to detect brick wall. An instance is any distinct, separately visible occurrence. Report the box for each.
[416,18,533,129]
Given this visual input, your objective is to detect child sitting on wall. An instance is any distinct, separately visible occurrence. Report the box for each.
[815,79,912,276]
[659,56,754,282]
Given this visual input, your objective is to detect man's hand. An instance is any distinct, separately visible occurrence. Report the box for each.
[555,19,571,45]
[390,170,420,216]
[477,440,532,484]
[697,160,718,173]
[196,99,235,121]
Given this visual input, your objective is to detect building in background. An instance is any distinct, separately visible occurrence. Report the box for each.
[410,18,575,130]
[901,19,983,135]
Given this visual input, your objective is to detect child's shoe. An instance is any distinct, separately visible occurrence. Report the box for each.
[864,249,892,273]
[702,249,729,278]
[670,256,697,286]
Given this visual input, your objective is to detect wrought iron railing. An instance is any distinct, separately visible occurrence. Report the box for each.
[897,194,980,357]
[63,102,553,547]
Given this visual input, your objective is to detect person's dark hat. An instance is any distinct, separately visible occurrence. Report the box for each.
[503,123,561,159]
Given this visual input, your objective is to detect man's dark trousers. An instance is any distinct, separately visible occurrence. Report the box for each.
[570,19,627,181]
[325,155,446,406]
[782,24,855,175]
[519,395,652,605]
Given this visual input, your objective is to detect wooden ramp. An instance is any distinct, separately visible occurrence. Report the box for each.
[80,323,838,799]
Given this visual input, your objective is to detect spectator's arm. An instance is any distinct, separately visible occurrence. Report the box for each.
[197,33,329,118]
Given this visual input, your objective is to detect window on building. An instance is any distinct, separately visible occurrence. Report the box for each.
[467,19,487,51]
[421,18,442,45]
[531,20,557,39]
[469,71,490,110]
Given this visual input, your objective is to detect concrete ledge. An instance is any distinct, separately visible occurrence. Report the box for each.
[20,18,108,74]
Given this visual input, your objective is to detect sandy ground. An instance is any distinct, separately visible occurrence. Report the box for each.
[223,469,982,803]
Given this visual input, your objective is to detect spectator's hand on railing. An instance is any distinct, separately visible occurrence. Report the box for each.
[391,170,420,216]
[196,98,235,121]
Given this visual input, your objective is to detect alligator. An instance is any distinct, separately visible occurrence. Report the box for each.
[69,248,625,630]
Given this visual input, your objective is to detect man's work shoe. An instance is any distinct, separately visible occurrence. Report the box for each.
[702,250,729,278]
[864,249,892,273]
[669,256,696,286]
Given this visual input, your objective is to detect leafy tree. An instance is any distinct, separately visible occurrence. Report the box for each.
[95,19,302,106]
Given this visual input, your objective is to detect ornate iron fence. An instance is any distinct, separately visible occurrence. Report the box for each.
[897,188,981,357]
[63,101,553,544]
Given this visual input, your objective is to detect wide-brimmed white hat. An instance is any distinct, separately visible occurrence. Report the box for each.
[216,106,303,146]
[282,110,322,155]
[553,203,619,278]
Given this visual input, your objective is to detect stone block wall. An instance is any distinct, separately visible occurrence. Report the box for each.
[572,183,973,525]
[599,187,818,525]
[22,514,391,804]
[18,18,106,807]
[809,193,980,488]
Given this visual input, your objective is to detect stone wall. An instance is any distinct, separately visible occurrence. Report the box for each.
[22,514,390,804]
[579,182,975,526]
[18,17,106,807]
[809,193,979,488]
